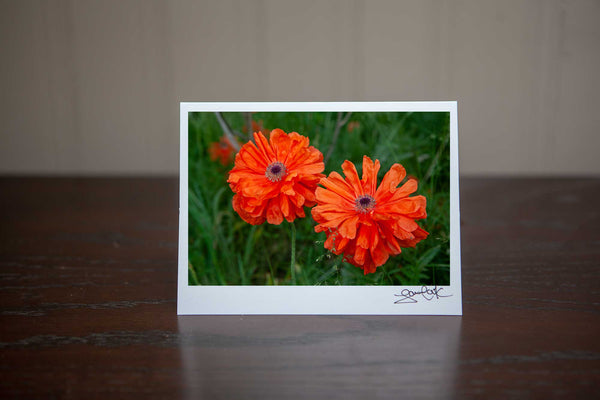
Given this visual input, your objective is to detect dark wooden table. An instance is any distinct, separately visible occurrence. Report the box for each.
[1,177,598,399]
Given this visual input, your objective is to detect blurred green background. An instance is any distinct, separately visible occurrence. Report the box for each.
[188,111,450,286]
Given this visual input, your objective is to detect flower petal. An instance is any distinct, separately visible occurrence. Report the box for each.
[318,173,357,205]
[341,160,363,197]
[266,199,283,225]
[338,215,359,239]
[361,156,380,195]
[375,163,406,199]
[253,131,276,163]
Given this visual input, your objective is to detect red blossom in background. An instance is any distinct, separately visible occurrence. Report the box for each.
[209,135,239,166]
[243,120,271,137]
[346,121,360,133]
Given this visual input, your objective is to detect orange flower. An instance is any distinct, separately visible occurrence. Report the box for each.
[209,135,238,165]
[242,120,271,137]
[312,156,428,274]
[346,121,360,133]
[228,129,325,225]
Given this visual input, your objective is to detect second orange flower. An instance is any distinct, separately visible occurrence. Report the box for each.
[228,129,325,225]
[312,156,429,274]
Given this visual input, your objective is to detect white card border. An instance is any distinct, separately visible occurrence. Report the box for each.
[178,101,461,315]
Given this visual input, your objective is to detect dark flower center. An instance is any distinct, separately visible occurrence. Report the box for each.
[355,194,376,213]
[265,161,287,182]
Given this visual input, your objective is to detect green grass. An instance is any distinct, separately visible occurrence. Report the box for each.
[188,111,450,286]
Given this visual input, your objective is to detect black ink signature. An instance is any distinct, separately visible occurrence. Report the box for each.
[394,286,452,304]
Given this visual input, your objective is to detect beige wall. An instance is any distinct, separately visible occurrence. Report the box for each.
[1,0,599,175]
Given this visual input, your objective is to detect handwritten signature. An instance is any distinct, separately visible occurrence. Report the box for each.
[394,286,452,304]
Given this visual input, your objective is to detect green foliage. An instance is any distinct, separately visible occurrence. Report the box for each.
[188,111,450,286]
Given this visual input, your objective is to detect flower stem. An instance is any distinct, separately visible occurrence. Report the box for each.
[324,111,352,164]
[214,112,241,151]
[290,221,297,285]
[244,112,253,140]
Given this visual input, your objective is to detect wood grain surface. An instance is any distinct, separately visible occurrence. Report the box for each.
[0,177,598,399]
